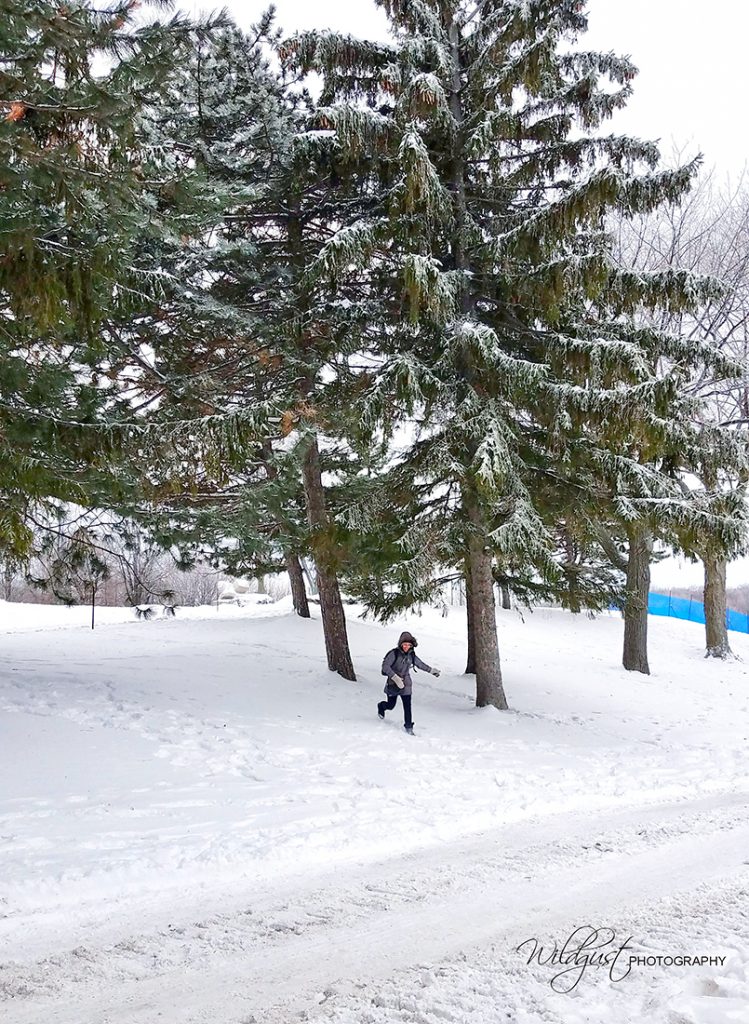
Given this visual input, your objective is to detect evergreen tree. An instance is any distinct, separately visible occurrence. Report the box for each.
[283,0,743,698]
[123,15,377,675]
[0,0,205,560]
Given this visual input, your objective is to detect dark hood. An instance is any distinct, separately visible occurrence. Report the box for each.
[398,631,417,647]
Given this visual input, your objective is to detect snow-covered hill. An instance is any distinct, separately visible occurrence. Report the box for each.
[1,600,747,1023]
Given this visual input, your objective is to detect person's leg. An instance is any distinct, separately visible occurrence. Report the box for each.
[400,694,413,728]
[378,693,398,717]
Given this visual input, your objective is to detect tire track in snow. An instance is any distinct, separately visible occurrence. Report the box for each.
[1,789,748,1023]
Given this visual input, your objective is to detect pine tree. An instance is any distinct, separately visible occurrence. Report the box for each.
[0,0,205,561]
[283,0,743,697]
[123,15,378,675]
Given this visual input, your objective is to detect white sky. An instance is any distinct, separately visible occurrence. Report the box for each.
[182,0,749,588]
[185,0,748,178]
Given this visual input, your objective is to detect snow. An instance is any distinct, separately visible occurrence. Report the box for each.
[1,599,748,1022]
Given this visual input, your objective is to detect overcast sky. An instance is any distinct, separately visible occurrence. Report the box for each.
[181,0,748,587]
[184,0,747,179]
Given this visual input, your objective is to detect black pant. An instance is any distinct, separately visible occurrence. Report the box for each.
[378,692,412,727]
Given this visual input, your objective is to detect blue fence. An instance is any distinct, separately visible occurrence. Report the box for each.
[648,591,749,634]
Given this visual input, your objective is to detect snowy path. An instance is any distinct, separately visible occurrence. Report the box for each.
[2,602,749,1021]
[2,789,748,1023]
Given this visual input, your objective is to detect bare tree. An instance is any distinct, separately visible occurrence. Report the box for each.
[612,164,749,660]
[29,526,110,627]
[103,523,172,607]
[0,557,21,601]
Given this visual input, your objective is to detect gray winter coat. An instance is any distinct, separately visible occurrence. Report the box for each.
[381,631,432,696]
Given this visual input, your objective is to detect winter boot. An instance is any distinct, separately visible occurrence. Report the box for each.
[377,703,386,720]
[404,722,414,735]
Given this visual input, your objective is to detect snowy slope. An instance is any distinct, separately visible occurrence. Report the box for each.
[1,600,748,1023]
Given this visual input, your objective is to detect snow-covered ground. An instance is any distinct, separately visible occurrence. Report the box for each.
[1,598,748,1023]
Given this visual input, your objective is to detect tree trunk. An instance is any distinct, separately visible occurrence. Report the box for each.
[302,558,317,595]
[2,563,14,601]
[446,17,486,691]
[286,552,310,618]
[257,434,309,619]
[499,581,511,610]
[622,525,652,674]
[703,551,731,658]
[301,434,356,679]
[563,530,581,613]
[465,499,507,709]
[464,560,476,674]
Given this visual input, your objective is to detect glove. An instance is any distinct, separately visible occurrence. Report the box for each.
[430,667,441,677]
[391,674,405,689]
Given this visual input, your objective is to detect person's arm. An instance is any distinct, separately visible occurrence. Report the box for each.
[382,649,405,687]
[414,654,440,676]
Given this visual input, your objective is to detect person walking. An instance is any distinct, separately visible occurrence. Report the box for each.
[378,631,440,735]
